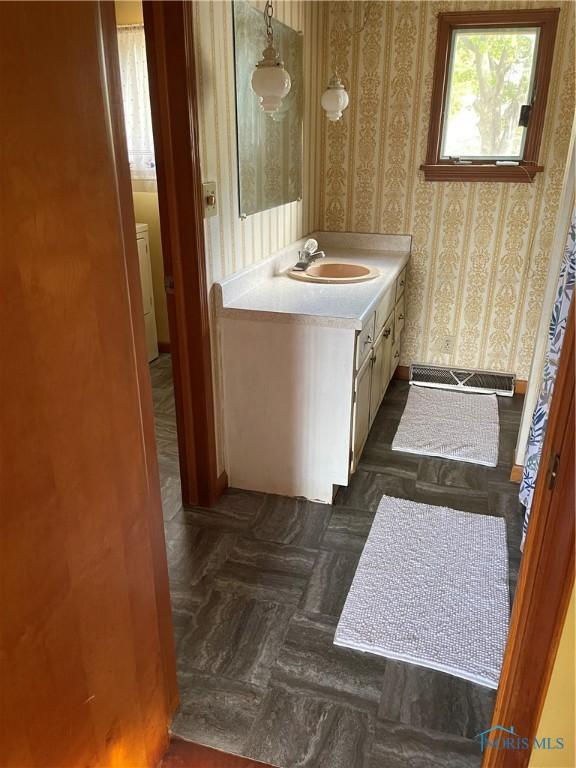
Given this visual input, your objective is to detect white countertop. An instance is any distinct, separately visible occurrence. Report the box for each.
[215,233,411,330]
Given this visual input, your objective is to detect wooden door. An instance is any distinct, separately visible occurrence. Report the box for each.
[0,3,177,767]
[483,302,575,768]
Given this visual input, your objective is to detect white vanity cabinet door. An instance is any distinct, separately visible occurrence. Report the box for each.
[351,308,395,472]
[395,293,405,339]
[369,330,385,427]
[351,353,373,471]
[390,337,401,380]
[369,312,394,428]
[381,312,394,393]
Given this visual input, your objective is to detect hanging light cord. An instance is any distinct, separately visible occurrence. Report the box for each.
[347,1,375,36]
[264,0,274,46]
[331,2,375,79]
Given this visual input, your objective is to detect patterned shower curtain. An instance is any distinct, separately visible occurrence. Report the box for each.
[519,210,576,549]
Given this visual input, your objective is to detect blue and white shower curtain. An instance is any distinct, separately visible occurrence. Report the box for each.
[519,210,576,549]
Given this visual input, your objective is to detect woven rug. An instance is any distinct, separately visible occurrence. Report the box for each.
[392,385,499,466]
[335,495,509,689]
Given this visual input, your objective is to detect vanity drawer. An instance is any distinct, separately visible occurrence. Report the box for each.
[356,312,376,370]
[395,293,405,340]
[375,285,395,336]
[396,266,407,303]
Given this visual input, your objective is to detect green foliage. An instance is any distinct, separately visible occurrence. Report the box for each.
[447,30,536,156]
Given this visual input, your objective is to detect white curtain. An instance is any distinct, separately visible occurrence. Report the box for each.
[117,25,156,180]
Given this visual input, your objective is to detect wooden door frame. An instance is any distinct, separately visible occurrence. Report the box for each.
[102,1,179,717]
[483,300,575,767]
[140,1,225,507]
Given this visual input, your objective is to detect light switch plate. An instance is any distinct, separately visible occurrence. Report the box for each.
[202,181,217,218]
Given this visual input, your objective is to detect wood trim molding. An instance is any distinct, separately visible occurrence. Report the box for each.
[483,301,574,768]
[393,365,411,381]
[423,8,560,183]
[143,2,221,507]
[103,0,178,718]
[216,470,229,498]
[162,737,274,767]
[421,164,543,183]
[510,464,524,483]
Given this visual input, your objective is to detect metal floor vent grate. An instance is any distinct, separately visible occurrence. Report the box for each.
[410,364,515,397]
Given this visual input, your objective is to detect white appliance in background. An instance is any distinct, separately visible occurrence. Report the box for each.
[136,223,158,362]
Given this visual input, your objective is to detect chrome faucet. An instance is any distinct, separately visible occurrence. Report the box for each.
[293,238,326,270]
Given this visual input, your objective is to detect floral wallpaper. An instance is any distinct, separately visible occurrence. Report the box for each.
[192,0,574,470]
[319,0,575,379]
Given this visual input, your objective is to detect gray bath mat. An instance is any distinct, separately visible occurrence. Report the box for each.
[392,385,499,466]
[335,495,509,689]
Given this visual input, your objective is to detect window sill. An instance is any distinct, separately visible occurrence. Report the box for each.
[420,163,543,183]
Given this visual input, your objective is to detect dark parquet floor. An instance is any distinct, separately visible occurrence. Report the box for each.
[150,354,524,768]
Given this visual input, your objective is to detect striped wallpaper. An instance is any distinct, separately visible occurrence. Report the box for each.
[319,1,575,380]
[192,0,326,285]
[192,0,574,469]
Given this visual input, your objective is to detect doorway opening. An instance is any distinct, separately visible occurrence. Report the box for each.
[114,0,222,514]
[114,0,182,521]
[114,1,188,595]
[111,3,573,766]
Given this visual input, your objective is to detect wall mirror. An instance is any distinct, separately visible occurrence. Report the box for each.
[232,0,303,218]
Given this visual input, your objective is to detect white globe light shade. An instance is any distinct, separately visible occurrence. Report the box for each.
[251,45,291,114]
[321,75,349,122]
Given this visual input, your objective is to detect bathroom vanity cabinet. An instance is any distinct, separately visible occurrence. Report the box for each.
[216,232,410,503]
[352,265,406,470]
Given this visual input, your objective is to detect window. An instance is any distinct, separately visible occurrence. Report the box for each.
[422,9,559,182]
[117,25,156,181]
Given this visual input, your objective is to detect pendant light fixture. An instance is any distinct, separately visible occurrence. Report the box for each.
[251,0,291,115]
[321,73,349,122]
[321,3,375,122]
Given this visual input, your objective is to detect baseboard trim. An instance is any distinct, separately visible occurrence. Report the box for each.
[215,470,228,500]
[510,464,524,483]
[394,365,410,381]
[158,341,171,354]
[394,365,527,394]
[162,736,275,767]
